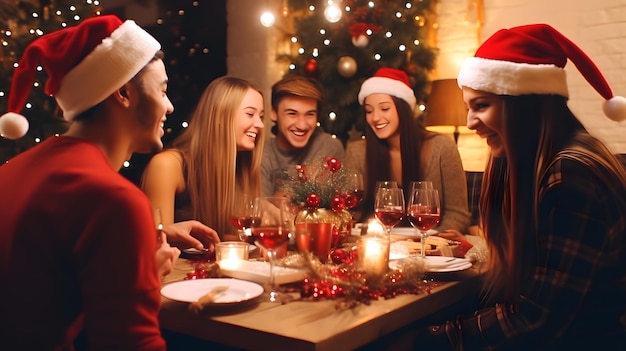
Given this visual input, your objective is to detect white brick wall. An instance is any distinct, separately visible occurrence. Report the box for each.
[437,0,626,153]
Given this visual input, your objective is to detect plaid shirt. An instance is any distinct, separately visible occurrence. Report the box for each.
[461,155,626,350]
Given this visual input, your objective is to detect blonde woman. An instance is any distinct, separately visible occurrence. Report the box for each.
[142,76,265,247]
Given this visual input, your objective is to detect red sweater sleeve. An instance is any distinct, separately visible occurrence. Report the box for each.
[75,186,165,350]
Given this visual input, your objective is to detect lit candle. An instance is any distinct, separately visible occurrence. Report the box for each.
[216,242,249,269]
[357,235,390,278]
[366,220,386,237]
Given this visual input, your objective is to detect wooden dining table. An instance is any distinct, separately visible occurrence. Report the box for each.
[159,256,485,351]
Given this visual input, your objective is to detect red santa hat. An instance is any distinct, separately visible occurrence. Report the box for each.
[358,67,416,108]
[457,23,626,122]
[0,14,161,140]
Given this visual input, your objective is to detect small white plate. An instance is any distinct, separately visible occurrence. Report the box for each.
[184,245,256,255]
[389,256,472,273]
[161,278,263,305]
[351,224,438,237]
[423,256,472,273]
[390,227,438,237]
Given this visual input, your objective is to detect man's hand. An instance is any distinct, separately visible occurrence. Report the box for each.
[156,232,180,278]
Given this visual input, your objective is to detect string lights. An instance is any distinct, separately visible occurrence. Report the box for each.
[1,1,101,160]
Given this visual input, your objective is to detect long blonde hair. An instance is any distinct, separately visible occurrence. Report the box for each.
[170,76,264,237]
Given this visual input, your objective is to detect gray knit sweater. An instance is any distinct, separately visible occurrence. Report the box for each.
[261,129,345,197]
[344,134,471,232]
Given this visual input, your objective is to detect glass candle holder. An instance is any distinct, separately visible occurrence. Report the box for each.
[216,241,249,269]
[357,235,390,278]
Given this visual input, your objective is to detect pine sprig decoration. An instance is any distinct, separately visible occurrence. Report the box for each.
[283,0,437,140]
[280,157,350,209]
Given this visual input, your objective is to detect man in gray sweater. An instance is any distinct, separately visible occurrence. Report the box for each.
[261,75,344,196]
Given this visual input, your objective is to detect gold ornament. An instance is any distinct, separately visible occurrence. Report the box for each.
[337,56,357,78]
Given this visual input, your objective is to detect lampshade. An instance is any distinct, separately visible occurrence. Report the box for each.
[423,79,468,140]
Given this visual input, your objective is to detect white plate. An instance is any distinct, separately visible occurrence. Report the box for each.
[184,245,256,255]
[219,260,307,285]
[389,256,472,273]
[161,278,263,305]
[351,224,437,237]
[389,227,438,237]
[423,256,472,273]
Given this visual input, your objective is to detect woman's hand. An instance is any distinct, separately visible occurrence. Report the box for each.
[162,220,221,251]
[156,232,181,278]
[437,229,466,242]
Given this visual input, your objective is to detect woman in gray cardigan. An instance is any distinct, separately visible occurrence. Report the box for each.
[345,68,470,233]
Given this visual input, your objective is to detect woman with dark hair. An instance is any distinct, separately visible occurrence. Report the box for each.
[425,24,626,350]
[345,67,470,233]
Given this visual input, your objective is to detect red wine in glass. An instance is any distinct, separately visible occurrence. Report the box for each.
[374,187,405,235]
[407,211,440,231]
[230,215,261,244]
[407,189,441,258]
[251,226,290,250]
[375,209,404,228]
[230,216,257,230]
[352,189,365,204]
[250,197,293,303]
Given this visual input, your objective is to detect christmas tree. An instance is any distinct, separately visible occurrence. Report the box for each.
[0,0,101,163]
[280,0,437,141]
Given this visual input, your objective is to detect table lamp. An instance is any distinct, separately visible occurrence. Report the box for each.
[424,79,468,143]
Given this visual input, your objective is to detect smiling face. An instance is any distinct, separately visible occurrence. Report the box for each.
[272,95,318,151]
[363,93,400,140]
[462,87,506,158]
[132,59,174,154]
[235,88,265,151]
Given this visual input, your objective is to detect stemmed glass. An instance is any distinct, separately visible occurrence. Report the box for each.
[249,197,292,302]
[376,180,399,189]
[374,187,405,236]
[153,208,164,246]
[410,180,433,191]
[407,188,441,258]
[346,172,365,221]
[230,194,256,244]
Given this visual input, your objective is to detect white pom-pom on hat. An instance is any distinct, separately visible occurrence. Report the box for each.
[0,112,29,140]
[0,15,160,140]
[602,96,626,122]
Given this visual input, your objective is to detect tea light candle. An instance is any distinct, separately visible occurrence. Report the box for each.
[357,235,390,278]
[216,242,249,269]
[366,220,385,236]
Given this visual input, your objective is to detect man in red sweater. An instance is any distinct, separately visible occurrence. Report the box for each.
[0,15,217,350]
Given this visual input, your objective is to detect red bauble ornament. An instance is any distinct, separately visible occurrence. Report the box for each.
[295,164,307,181]
[304,58,318,76]
[331,195,346,212]
[344,193,358,209]
[306,193,320,208]
[326,157,341,172]
[330,248,348,264]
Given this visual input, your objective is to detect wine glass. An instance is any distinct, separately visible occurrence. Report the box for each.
[249,197,292,302]
[407,188,441,258]
[376,180,399,189]
[374,187,405,236]
[410,180,433,191]
[346,172,365,221]
[153,208,163,246]
[230,194,256,244]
